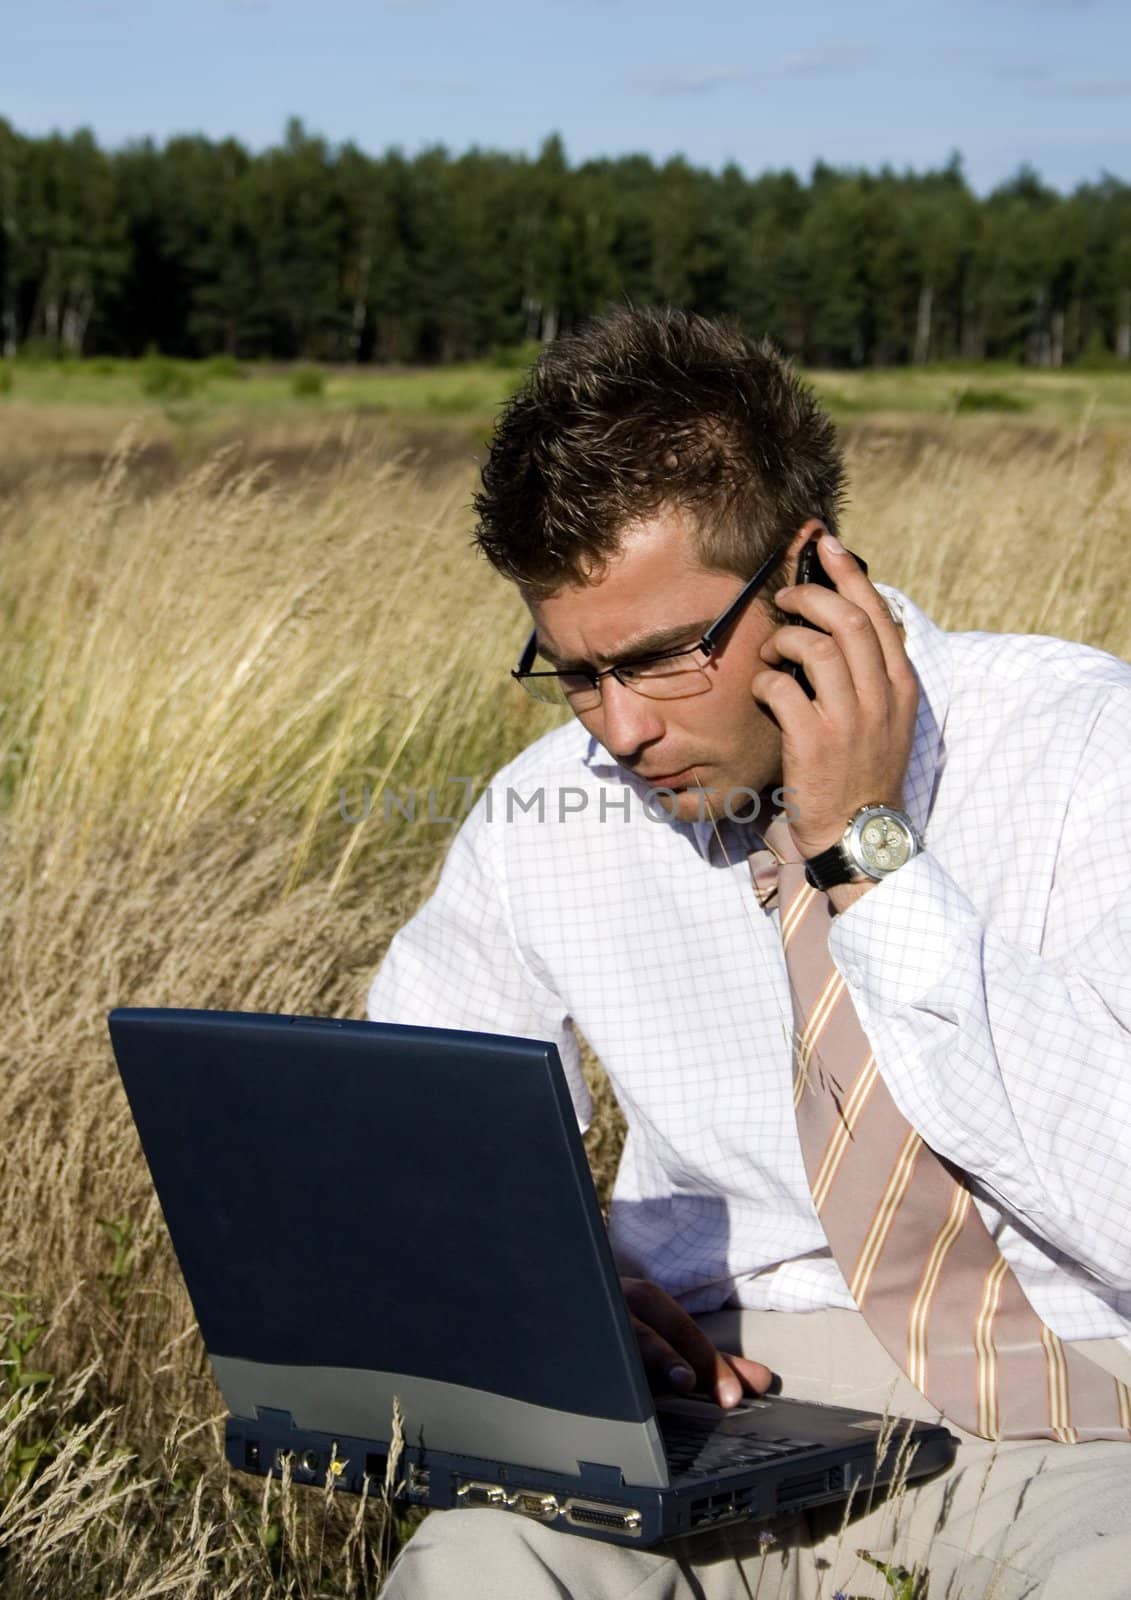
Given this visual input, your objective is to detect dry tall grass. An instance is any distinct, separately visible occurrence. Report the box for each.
[1,413,1128,1597]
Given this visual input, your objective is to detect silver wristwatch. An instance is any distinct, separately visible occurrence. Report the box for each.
[803,804,922,891]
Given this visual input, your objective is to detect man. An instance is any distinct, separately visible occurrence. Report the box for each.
[368,308,1131,1598]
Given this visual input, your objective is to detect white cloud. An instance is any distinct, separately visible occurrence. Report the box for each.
[778,42,878,77]
[633,67,758,96]
[398,74,479,95]
[72,0,136,16]
[634,42,877,98]
[993,60,1054,81]
[1043,77,1131,95]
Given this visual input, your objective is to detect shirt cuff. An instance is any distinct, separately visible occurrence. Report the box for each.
[826,848,984,1011]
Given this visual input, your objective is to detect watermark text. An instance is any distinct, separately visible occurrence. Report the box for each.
[338,777,799,828]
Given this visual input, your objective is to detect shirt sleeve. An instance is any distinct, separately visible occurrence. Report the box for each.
[827,693,1131,1291]
[365,790,590,1129]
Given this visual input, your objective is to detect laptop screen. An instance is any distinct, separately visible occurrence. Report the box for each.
[109,1009,655,1427]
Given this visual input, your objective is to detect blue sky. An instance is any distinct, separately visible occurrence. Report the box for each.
[5,0,1129,194]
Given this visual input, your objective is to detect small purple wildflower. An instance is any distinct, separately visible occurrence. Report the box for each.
[758,1529,776,1550]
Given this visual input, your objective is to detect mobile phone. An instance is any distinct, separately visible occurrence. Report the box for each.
[784,536,869,700]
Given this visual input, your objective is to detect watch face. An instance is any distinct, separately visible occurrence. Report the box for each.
[858,813,913,873]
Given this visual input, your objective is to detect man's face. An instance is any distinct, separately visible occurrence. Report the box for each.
[529,506,794,824]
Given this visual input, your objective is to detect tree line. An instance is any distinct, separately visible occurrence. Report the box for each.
[1,117,1129,369]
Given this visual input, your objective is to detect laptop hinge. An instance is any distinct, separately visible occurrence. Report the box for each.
[577,1461,626,1489]
[255,1406,296,1429]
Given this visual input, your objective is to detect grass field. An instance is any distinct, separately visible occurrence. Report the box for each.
[4,352,1131,438]
[1,384,1129,1596]
[0,355,516,423]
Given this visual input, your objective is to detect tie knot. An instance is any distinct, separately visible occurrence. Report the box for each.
[746,809,803,909]
[748,847,780,909]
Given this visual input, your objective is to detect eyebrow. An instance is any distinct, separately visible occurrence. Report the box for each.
[535,618,717,672]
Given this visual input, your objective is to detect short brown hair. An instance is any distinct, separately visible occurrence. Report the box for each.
[473,306,846,599]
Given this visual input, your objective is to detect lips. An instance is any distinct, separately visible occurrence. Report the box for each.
[639,769,699,789]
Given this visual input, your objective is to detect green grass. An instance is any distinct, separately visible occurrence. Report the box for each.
[3,355,1131,430]
[0,356,520,423]
[811,362,1131,426]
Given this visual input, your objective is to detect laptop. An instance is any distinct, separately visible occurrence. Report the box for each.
[106,1007,956,1547]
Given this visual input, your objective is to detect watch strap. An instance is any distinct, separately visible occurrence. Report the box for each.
[803,842,862,891]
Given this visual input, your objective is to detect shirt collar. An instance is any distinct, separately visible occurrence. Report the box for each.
[878,582,952,842]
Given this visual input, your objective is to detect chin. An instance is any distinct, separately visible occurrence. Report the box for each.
[671,777,769,826]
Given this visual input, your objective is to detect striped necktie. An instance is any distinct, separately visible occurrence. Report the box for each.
[749,809,1131,1442]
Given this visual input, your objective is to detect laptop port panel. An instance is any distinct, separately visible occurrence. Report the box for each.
[688,1487,759,1529]
[777,1464,846,1506]
[457,1480,507,1507]
[564,1499,644,1537]
[509,1491,559,1521]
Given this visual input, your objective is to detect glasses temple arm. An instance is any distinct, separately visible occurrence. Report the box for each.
[513,627,539,677]
[698,544,786,653]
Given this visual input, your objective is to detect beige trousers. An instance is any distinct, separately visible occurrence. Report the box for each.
[380,1309,1131,1600]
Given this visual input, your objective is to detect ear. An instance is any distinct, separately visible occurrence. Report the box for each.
[782,517,829,585]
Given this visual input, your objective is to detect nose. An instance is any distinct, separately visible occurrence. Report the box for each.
[593,675,667,762]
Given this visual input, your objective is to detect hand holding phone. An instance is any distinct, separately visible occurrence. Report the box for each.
[784,535,869,700]
[754,530,918,870]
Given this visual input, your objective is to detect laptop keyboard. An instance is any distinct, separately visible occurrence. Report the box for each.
[659,1412,814,1480]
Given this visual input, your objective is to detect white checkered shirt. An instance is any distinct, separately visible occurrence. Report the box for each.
[367,584,1131,1347]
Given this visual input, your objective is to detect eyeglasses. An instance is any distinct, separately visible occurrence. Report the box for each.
[511,542,785,712]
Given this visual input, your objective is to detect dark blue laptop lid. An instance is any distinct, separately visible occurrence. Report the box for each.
[108,1009,654,1426]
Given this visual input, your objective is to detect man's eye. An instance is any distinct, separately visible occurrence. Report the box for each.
[617,656,663,681]
[558,669,596,691]
[621,648,694,677]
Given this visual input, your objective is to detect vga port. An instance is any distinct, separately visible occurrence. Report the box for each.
[509,1490,559,1521]
[457,1480,507,1508]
